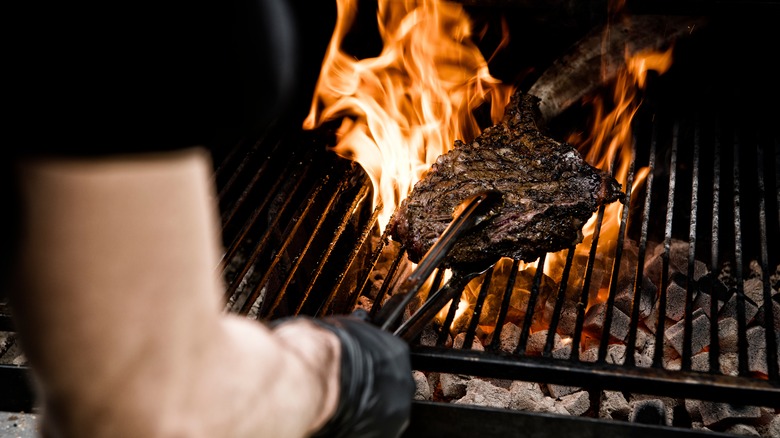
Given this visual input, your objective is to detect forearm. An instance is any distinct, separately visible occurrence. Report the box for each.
[9,149,338,437]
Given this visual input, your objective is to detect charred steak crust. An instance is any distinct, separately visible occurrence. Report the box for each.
[387,90,624,268]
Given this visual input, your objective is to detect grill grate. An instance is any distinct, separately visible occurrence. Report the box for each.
[211,85,780,414]
[368,112,780,406]
[208,63,780,425]
[216,124,379,320]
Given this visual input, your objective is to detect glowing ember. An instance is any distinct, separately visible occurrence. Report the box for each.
[303,0,513,230]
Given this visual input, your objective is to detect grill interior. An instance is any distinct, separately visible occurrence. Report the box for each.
[212,3,780,435]
[2,1,779,435]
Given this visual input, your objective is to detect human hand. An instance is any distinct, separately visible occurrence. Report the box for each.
[307,315,414,438]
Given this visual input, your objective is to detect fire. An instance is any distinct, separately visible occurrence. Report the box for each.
[436,38,674,338]
[306,0,676,340]
[566,46,673,309]
[303,0,513,230]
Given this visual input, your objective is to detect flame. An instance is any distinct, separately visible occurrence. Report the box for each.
[304,0,513,230]
[309,1,677,340]
[568,45,673,305]
[420,37,673,335]
[434,33,675,339]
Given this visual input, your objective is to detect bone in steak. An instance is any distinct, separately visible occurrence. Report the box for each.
[387,90,624,269]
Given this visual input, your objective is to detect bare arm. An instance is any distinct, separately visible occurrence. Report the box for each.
[8,148,339,437]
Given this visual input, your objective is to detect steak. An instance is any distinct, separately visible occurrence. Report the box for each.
[387,90,624,269]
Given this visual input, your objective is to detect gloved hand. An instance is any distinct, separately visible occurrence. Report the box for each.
[307,315,415,438]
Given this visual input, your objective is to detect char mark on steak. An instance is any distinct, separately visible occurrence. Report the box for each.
[387,90,624,269]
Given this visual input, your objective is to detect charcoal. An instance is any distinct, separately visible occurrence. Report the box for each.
[724,424,760,437]
[559,391,590,416]
[770,414,780,438]
[548,383,580,398]
[508,381,568,415]
[698,402,761,427]
[743,277,764,307]
[583,302,631,342]
[452,332,484,351]
[770,264,780,291]
[718,317,739,353]
[494,322,520,353]
[698,272,732,302]
[454,379,511,409]
[600,391,630,420]
[666,308,710,356]
[440,373,470,398]
[629,399,669,426]
[388,90,624,268]
[746,326,771,376]
[412,370,432,401]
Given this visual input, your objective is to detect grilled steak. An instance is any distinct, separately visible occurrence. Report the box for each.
[387,90,624,268]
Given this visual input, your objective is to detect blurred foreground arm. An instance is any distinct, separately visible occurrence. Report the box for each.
[9,149,345,437]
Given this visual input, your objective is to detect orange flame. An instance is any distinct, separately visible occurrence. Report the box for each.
[303,0,513,230]
[564,45,674,311]
[307,1,677,339]
[436,38,675,338]
[578,46,673,235]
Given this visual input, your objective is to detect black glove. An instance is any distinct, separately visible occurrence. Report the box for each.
[309,315,415,438]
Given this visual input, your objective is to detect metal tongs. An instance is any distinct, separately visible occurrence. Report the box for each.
[367,190,503,341]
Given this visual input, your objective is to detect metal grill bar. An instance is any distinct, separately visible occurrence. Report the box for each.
[731,133,750,376]
[598,143,636,363]
[262,175,364,317]
[223,162,315,307]
[213,127,379,319]
[757,141,779,379]
[317,205,382,316]
[487,259,521,351]
[368,248,406,319]
[654,121,679,368]
[218,138,284,234]
[437,284,464,347]
[250,176,337,315]
[516,253,547,355]
[294,184,374,317]
[544,248,575,357]
[463,268,493,349]
[409,347,780,407]
[776,138,780,239]
[344,211,391,314]
[682,121,701,371]
[214,133,271,204]
[571,206,607,361]
[238,173,328,314]
[625,126,657,367]
[406,400,721,438]
[219,155,296,268]
[708,131,722,375]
